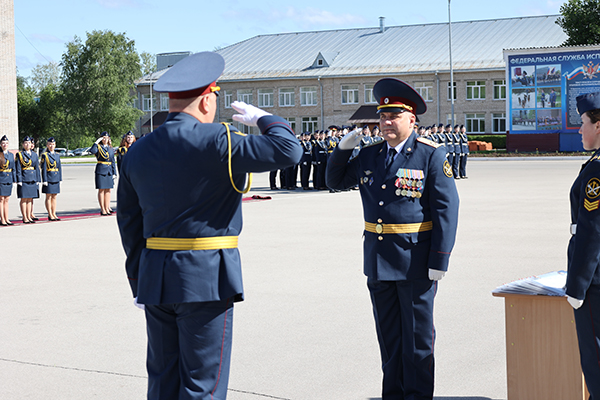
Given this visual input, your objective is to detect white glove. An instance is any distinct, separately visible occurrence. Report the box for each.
[231,101,272,127]
[133,297,145,310]
[567,295,584,309]
[95,137,103,144]
[429,268,446,281]
[338,128,363,150]
[43,182,48,186]
[113,175,117,181]
[17,182,22,186]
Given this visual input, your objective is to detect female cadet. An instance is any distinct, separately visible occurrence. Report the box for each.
[15,136,40,223]
[116,131,136,174]
[90,131,116,216]
[565,91,600,399]
[0,135,16,226]
[40,137,62,221]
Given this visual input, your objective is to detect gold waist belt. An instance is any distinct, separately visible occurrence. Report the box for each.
[146,236,239,251]
[1,169,11,172]
[23,167,34,170]
[47,168,58,172]
[365,221,433,234]
[97,161,111,165]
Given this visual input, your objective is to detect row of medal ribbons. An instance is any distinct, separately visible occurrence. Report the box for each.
[395,168,424,198]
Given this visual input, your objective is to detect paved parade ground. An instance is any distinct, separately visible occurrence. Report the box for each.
[0,157,588,399]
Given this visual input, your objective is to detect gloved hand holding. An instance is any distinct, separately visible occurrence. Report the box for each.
[231,101,272,127]
[134,297,145,310]
[429,268,446,281]
[43,182,48,186]
[338,128,363,150]
[567,295,584,309]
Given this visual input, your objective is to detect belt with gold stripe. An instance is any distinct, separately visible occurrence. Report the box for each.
[23,167,34,170]
[97,161,111,165]
[146,236,238,251]
[365,221,433,234]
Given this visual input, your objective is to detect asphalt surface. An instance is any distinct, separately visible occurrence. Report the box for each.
[0,157,587,399]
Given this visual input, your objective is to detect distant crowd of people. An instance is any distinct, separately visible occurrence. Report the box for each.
[270,122,469,192]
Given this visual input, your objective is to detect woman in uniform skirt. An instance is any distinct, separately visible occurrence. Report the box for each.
[15,136,40,224]
[116,130,136,174]
[90,131,116,216]
[40,137,62,221]
[565,91,600,399]
[0,135,16,226]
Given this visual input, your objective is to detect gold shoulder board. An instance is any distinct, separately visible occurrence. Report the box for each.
[417,137,441,148]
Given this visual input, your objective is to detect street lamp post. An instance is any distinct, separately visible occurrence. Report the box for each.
[448,0,454,127]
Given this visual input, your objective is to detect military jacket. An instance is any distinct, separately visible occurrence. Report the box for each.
[117,113,302,305]
[326,132,459,280]
[90,143,116,176]
[301,141,312,164]
[566,150,600,299]
[460,133,470,154]
[40,151,62,183]
[0,152,16,184]
[15,151,40,183]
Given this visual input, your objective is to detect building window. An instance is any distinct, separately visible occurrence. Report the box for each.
[258,89,274,108]
[414,82,433,102]
[237,121,253,135]
[142,94,157,111]
[237,89,253,104]
[160,94,169,111]
[446,114,458,126]
[279,88,295,107]
[466,81,486,100]
[364,84,376,104]
[224,91,232,108]
[341,85,359,104]
[300,86,318,106]
[492,113,506,133]
[494,80,506,100]
[284,117,296,133]
[466,113,486,133]
[447,82,457,101]
[302,117,319,133]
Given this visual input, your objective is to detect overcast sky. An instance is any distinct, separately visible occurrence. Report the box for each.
[14,0,564,77]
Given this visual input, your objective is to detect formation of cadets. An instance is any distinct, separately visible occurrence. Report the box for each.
[270,122,468,191]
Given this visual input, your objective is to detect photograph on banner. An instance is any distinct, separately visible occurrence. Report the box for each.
[537,109,562,131]
[511,66,535,88]
[536,64,561,86]
[537,87,561,108]
[511,110,536,131]
[511,88,536,109]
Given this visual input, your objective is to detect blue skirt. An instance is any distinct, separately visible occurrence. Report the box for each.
[95,173,113,190]
[0,182,12,197]
[42,182,60,194]
[17,182,39,199]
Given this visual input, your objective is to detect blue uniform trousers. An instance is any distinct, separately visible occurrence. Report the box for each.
[459,154,468,178]
[145,300,233,400]
[368,279,437,400]
[574,284,600,400]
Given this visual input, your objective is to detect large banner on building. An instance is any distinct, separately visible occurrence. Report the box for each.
[507,49,600,135]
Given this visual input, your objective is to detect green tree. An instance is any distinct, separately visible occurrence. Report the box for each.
[61,30,143,141]
[140,51,156,76]
[17,77,42,143]
[556,0,600,45]
[30,61,62,94]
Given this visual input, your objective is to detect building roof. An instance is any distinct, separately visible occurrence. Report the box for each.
[137,15,567,85]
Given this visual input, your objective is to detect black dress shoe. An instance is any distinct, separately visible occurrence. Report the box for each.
[54,218,61,221]
[6,221,13,225]
[32,217,39,221]
[101,212,109,216]
[1,222,7,226]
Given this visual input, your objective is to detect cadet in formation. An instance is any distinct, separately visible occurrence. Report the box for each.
[16,136,40,224]
[0,135,15,226]
[116,130,136,174]
[40,137,62,221]
[299,132,313,190]
[565,91,600,400]
[90,131,116,216]
[326,78,459,399]
[117,51,301,400]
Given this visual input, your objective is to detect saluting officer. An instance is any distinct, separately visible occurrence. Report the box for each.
[0,135,16,226]
[458,125,469,179]
[326,78,459,399]
[300,132,313,190]
[565,92,600,400]
[40,137,62,221]
[16,136,40,224]
[117,52,301,400]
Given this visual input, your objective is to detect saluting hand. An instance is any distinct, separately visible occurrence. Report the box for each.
[338,128,363,150]
[231,101,272,127]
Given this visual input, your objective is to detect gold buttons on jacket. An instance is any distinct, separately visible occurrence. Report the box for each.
[378,236,384,241]
[381,184,386,189]
[379,201,384,206]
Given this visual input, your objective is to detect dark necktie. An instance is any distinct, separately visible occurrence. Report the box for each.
[385,148,397,170]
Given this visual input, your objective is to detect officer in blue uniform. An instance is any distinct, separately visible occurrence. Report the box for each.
[90,131,116,215]
[458,125,469,179]
[40,137,62,221]
[565,91,600,400]
[326,78,459,400]
[116,52,301,400]
[299,132,313,190]
[16,136,40,224]
[0,135,16,226]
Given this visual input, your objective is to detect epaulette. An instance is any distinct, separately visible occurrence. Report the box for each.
[417,137,441,148]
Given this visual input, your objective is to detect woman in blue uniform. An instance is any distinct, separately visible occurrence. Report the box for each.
[0,135,16,226]
[15,136,40,224]
[90,131,116,216]
[116,131,136,174]
[566,91,600,399]
[40,137,62,221]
